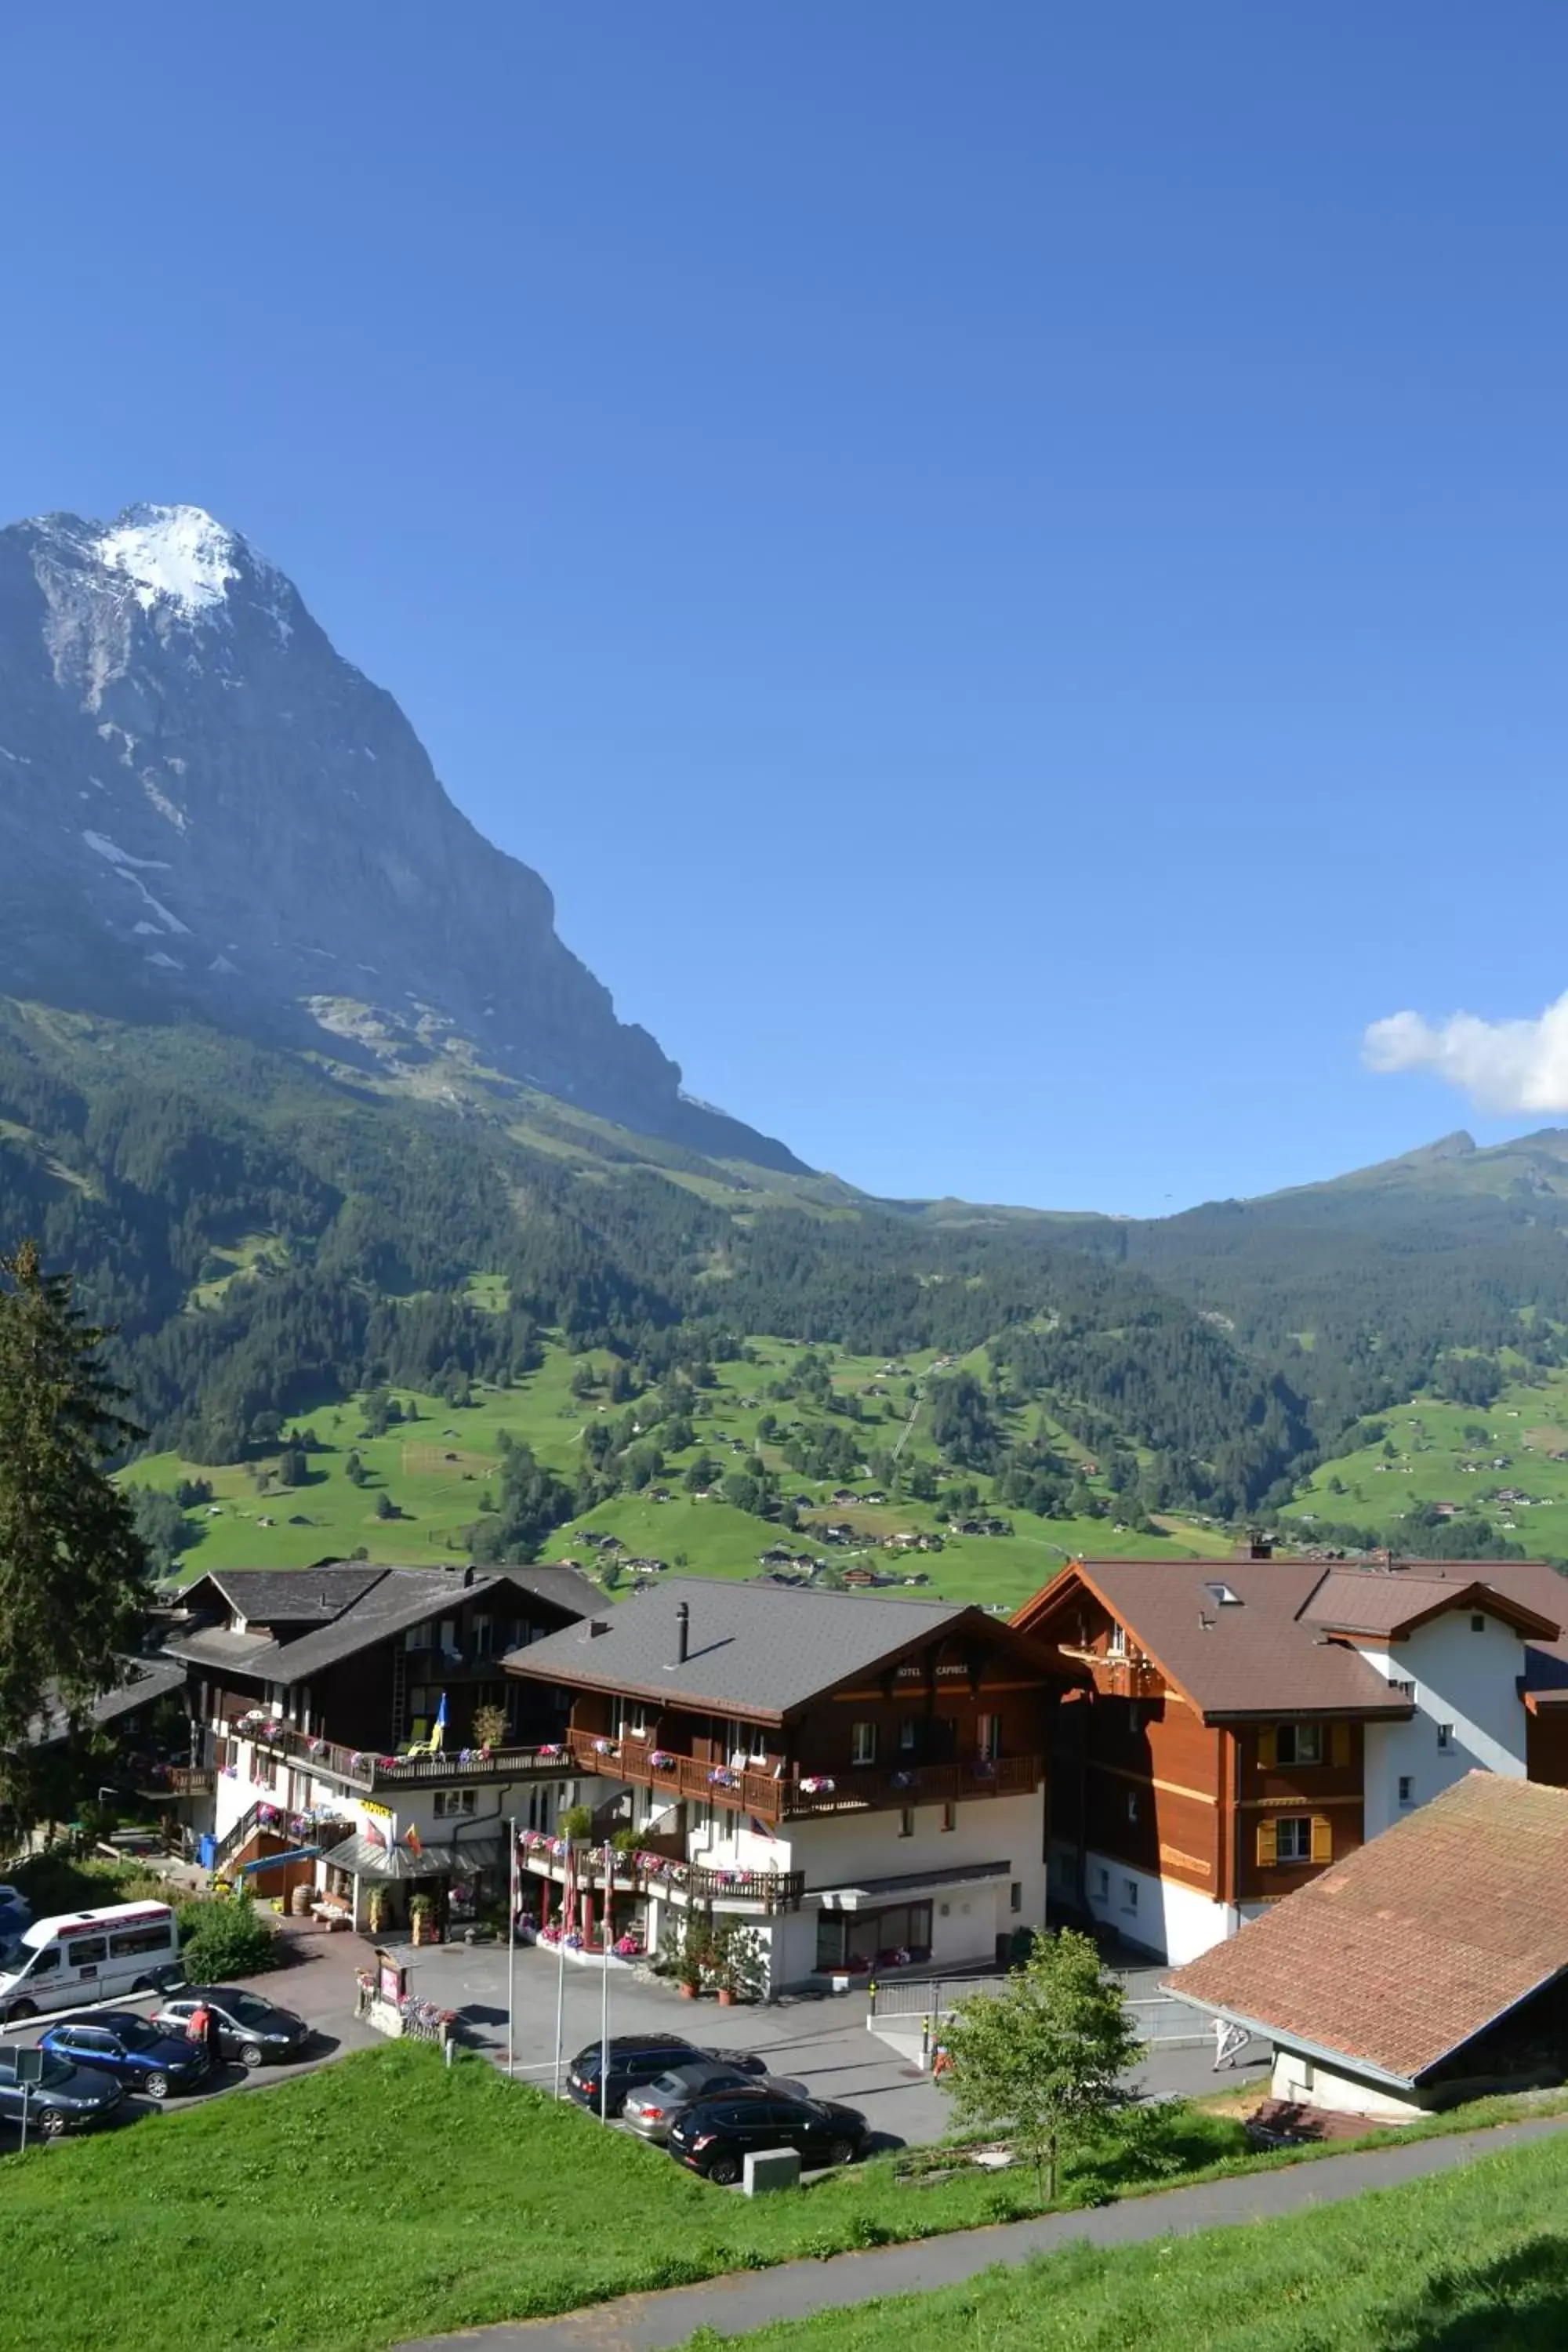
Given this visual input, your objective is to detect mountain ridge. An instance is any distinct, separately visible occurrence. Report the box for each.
[0,502,804,1174]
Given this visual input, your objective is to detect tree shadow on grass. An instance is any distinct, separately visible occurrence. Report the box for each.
[1374,2234,1568,2350]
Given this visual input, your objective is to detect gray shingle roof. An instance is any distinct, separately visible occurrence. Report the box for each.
[500,1577,984,1720]
[25,1656,189,1749]
[165,1564,597,1685]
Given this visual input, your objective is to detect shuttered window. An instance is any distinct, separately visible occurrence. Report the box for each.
[1261,1816,1334,1867]
[1257,1728,1277,1772]
[1330,1722,1352,1769]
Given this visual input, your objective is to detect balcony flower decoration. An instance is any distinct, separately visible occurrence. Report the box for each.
[970,1758,997,1781]
[307,1736,327,1757]
[890,1770,914,1789]
[648,1750,676,1770]
[538,1922,561,1947]
[798,1775,836,1795]
[708,1766,738,1788]
[538,1742,565,1760]
[348,1752,369,1776]
[593,1737,619,1758]
[614,1933,641,1959]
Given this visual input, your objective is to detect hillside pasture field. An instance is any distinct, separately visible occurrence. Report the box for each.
[1285,1360,1568,1561]
[123,1330,1235,1599]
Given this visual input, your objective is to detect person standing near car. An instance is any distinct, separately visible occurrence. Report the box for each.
[187,2000,213,2060]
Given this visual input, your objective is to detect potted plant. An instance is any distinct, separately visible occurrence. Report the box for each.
[557,1803,593,1844]
[365,1885,388,1939]
[710,1918,768,2007]
[410,1892,436,1947]
[664,1907,711,1999]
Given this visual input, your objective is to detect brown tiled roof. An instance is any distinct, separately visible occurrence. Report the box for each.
[1014,1559,1410,1719]
[1303,1567,1560,1642]
[1011,1555,1568,1721]
[1166,1773,1568,2085]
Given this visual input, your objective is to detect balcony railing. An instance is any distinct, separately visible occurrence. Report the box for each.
[518,1835,804,1914]
[227,1715,577,1795]
[565,1729,1041,1822]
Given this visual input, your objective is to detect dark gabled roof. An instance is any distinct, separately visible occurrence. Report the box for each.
[25,1656,190,1749]
[164,1563,596,1686]
[1167,1774,1568,2085]
[1302,1568,1560,1643]
[201,1566,387,1625]
[501,1577,1041,1722]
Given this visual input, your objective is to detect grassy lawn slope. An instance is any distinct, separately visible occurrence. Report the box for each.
[695,2126,1568,2352]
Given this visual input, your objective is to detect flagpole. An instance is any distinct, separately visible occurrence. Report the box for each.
[553,1901,567,2100]
[598,1838,612,2125]
[506,1814,517,2077]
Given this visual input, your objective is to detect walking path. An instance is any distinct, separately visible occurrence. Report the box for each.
[394,2108,1568,2352]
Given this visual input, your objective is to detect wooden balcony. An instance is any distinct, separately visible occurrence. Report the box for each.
[519,1838,805,1915]
[566,1728,1041,1823]
[235,1716,575,1795]
[1057,1643,1166,1700]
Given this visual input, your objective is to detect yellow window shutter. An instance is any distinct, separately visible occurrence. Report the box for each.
[1311,1815,1333,1865]
[1257,1727,1277,1772]
[1330,1722,1352,1769]
[1256,1817,1277,1867]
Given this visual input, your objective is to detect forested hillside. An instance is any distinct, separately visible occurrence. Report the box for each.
[5,993,1567,1572]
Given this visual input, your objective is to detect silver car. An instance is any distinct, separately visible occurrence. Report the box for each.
[622,2059,808,2143]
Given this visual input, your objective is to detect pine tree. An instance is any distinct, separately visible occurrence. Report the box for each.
[0,1242,151,1781]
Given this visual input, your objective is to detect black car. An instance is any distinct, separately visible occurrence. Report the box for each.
[566,2034,767,2118]
[668,2088,868,2185]
[42,2013,212,2100]
[151,1988,310,2067]
[0,2045,125,2137]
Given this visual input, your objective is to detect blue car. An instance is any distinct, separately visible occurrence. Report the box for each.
[41,2012,212,2100]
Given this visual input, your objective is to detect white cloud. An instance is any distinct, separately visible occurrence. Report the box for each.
[1363,991,1568,1115]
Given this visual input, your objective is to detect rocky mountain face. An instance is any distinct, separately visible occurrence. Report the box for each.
[0,503,802,1170]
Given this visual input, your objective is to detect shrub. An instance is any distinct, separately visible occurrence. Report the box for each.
[181,1893,277,1981]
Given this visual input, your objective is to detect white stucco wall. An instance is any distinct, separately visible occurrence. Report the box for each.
[1271,2045,1423,2119]
[1359,1611,1529,1838]
[1080,1850,1232,1963]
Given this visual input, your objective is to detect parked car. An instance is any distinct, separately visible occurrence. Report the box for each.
[0,1884,31,1929]
[0,2045,125,2137]
[667,2088,868,2185]
[565,2034,767,2118]
[622,2060,808,2143]
[42,2012,213,2100]
[151,1988,310,2067]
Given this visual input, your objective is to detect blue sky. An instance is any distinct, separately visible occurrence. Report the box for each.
[2,5,1565,1213]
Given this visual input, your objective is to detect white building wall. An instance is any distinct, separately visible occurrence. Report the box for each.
[1271,2046,1422,2119]
[1359,1613,1530,1839]
[1080,1849,1232,1964]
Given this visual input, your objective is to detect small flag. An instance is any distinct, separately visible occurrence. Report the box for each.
[405,1824,423,1857]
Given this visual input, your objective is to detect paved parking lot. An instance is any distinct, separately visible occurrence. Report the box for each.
[0,1922,1264,2154]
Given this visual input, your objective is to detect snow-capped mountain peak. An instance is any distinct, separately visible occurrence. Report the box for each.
[90,503,246,615]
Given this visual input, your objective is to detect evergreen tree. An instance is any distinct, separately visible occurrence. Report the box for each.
[0,1242,151,1788]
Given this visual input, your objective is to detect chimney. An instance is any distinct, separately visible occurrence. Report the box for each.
[676,1600,690,1665]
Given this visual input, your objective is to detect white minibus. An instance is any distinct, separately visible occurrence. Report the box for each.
[0,1902,179,2021]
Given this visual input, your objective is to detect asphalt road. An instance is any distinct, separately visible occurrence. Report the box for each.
[393,2107,1568,2352]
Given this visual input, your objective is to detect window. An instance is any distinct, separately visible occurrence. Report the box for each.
[1204,1580,1242,1606]
[1127,1791,1138,1822]
[68,1937,107,1969]
[1437,1723,1454,1752]
[899,1719,917,1753]
[1121,1878,1138,1914]
[815,1900,934,1971]
[1009,1881,1022,1914]
[1276,1723,1323,1766]
[1108,1623,1127,1657]
[472,1616,495,1658]
[1398,1776,1414,1806]
[976,1713,1001,1762]
[405,1621,433,1652]
[1094,1865,1110,1900]
[851,1722,878,1766]
[439,1620,457,1653]
[1276,1817,1313,1863]
[898,1807,914,1838]
[1471,1614,1486,1633]
[1299,2058,1316,2092]
[941,1802,956,1832]
[434,1787,477,1819]
[109,1922,174,1959]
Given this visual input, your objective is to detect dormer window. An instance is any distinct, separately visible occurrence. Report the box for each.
[1204,1581,1242,1607]
[1108,1624,1127,1658]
